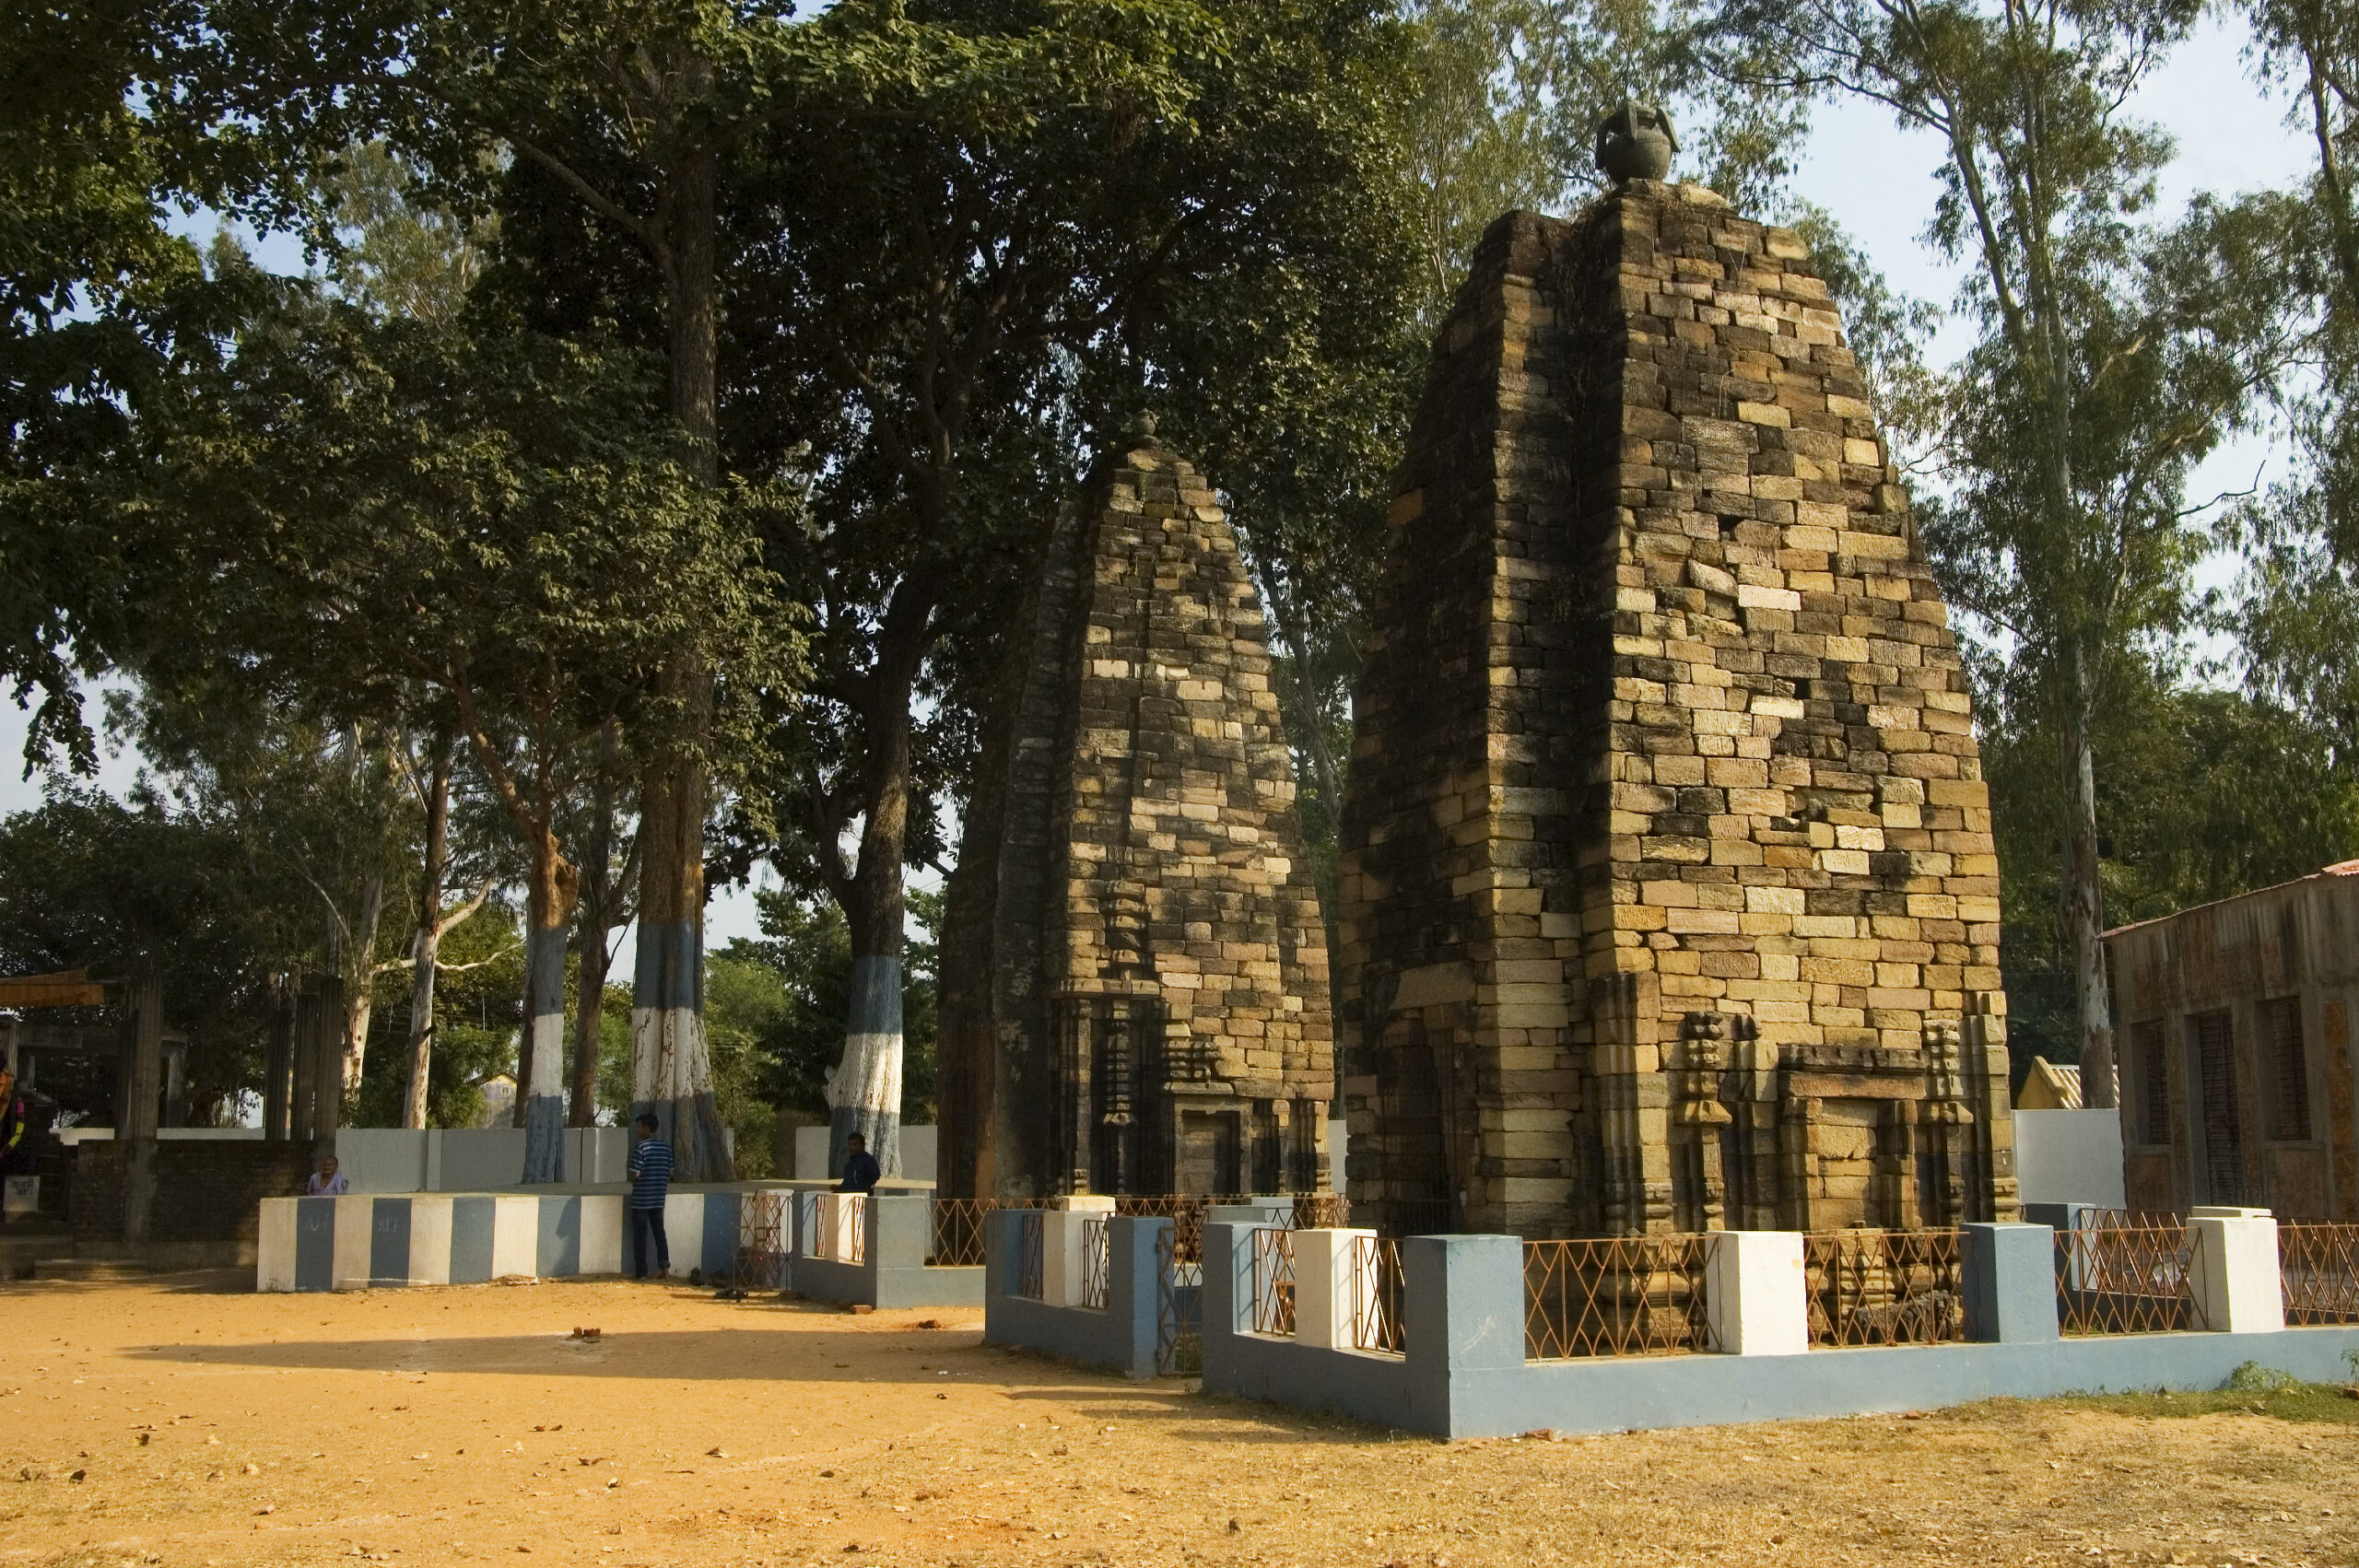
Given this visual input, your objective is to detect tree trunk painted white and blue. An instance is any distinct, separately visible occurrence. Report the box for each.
[520,917,569,1184]
[827,955,903,1178]
[629,912,730,1179]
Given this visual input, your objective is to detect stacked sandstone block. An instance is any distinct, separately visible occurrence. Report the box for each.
[939,431,1334,1199]
[1338,183,2016,1238]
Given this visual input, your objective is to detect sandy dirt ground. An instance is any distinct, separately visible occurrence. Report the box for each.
[0,1270,2353,1568]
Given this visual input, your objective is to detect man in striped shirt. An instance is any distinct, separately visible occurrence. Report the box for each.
[628,1114,674,1280]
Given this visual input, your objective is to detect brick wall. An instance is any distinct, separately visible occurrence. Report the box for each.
[1340,185,2015,1237]
[72,1139,316,1259]
[941,434,1334,1199]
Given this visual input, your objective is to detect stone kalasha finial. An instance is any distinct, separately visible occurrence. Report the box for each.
[1597,100,1676,183]
[1132,408,1159,441]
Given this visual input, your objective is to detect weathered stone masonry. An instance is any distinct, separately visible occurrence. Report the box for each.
[939,432,1334,1199]
[1338,185,2017,1239]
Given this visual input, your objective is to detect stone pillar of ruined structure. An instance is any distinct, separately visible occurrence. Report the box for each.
[1338,170,2017,1238]
[937,424,1334,1200]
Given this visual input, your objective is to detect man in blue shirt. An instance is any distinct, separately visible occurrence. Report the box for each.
[837,1131,881,1194]
[628,1114,674,1280]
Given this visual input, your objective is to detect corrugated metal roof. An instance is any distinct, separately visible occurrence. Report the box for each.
[2105,860,2359,938]
[2020,1056,2083,1111]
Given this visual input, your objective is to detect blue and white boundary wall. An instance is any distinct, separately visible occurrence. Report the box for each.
[985,1205,2359,1435]
[256,1189,746,1292]
[782,1191,985,1309]
[258,1183,992,1305]
[1202,1209,2359,1437]
[983,1199,1166,1379]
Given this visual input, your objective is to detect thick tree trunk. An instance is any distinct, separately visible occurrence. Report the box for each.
[2060,644,2116,1110]
[826,697,911,1179]
[630,739,729,1178]
[521,836,581,1183]
[570,910,614,1127]
[341,874,383,1095]
[569,726,622,1128]
[627,113,730,1180]
[402,749,452,1130]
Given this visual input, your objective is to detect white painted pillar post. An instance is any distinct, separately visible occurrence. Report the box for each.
[1291,1227,1376,1350]
[2187,1207,2283,1333]
[330,1195,375,1292]
[1043,1195,1114,1308]
[1705,1230,1810,1355]
[256,1198,299,1293]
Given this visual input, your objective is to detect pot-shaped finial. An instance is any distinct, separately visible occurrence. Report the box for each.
[1596,100,1677,184]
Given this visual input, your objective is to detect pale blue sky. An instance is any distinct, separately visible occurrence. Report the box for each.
[0,12,2318,948]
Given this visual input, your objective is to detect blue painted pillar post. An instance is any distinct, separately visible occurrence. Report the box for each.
[1204,1221,1255,1337]
[1964,1222,2060,1343]
[1106,1214,1168,1379]
[1402,1234,1525,1439]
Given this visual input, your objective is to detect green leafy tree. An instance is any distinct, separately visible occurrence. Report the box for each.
[111,685,417,1095]
[0,0,231,771]
[2226,0,2359,783]
[357,897,526,1129]
[147,290,792,1174]
[727,0,1421,1176]
[178,0,1226,1182]
[0,786,294,1123]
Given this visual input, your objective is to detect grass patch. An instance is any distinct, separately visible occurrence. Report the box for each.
[2061,1380,2359,1426]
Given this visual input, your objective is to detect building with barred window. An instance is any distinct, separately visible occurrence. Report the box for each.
[2105,860,2359,1218]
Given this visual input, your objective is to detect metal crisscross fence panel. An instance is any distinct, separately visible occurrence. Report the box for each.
[1523,1235,1713,1360]
[810,1193,867,1264]
[1352,1235,1405,1354]
[927,1197,1055,1267]
[1015,1210,1045,1300]
[732,1190,791,1291]
[929,1199,992,1267]
[1081,1216,1111,1309]
[1805,1230,1964,1347]
[1292,1192,1352,1230]
[1116,1197,1207,1265]
[2280,1223,2359,1324]
[1156,1222,1202,1375]
[2056,1211,2198,1334]
[1251,1226,1297,1335]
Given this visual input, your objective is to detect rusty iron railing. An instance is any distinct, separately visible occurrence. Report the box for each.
[1804,1229,1964,1347]
[1156,1223,1201,1376]
[927,1197,1056,1267]
[810,1193,867,1265]
[1080,1215,1111,1309]
[2056,1211,2198,1335]
[2280,1223,2359,1325]
[1115,1196,1211,1265]
[1352,1235,1405,1354]
[1523,1235,1713,1360]
[1251,1226,1297,1335]
[925,1193,1344,1271]
[732,1190,791,1291]
[1015,1210,1045,1300]
[1291,1192,1352,1230]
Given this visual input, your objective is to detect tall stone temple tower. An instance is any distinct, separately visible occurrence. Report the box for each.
[938,423,1335,1200]
[1338,113,2017,1239]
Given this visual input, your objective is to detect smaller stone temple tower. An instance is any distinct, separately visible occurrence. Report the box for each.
[937,422,1335,1199]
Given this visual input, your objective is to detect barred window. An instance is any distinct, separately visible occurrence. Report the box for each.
[2191,1010,2245,1206]
[2262,995,2312,1141]
[2132,1020,2169,1145]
